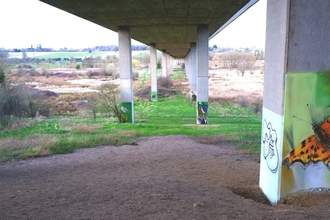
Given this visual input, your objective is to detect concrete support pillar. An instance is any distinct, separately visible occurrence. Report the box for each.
[185,52,190,81]
[150,44,158,101]
[260,0,330,204]
[166,53,171,76]
[161,50,167,77]
[118,26,134,123]
[190,43,197,94]
[196,25,209,124]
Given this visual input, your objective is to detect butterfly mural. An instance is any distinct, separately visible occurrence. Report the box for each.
[282,114,330,170]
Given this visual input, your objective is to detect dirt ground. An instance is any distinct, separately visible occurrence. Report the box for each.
[2,66,329,219]
[1,135,330,220]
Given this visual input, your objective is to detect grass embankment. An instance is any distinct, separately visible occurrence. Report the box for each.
[0,96,262,162]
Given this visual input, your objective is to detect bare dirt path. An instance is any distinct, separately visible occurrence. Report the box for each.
[0,136,329,219]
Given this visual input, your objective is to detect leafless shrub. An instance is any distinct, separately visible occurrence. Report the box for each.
[83,92,99,120]
[222,51,256,76]
[222,51,241,68]
[238,96,250,108]
[251,98,263,114]
[106,63,118,77]
[97,83,123,123]
[157,76,173,88]
[237,53,256,76]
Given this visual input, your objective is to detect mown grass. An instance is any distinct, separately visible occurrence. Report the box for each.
[0,96,262,162]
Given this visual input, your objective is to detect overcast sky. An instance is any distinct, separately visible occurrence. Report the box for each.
[0,0,266,50]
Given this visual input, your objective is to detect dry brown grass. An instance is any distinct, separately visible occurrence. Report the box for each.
[0,135,58,155]
[29,76,75,87]
[73,124,100,134]
[4,118,35,130]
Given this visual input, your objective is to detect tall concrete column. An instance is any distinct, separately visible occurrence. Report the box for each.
[185,51,190,81]
[196,25,209,124]
[260,0,330,204]
[161,50,167,77]
[166,53,171,76]
[150,44,158,101]
[118,26,134,123]
[190,43,197,94]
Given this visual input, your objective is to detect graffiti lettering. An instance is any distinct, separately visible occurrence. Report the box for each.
[262,120,279,173]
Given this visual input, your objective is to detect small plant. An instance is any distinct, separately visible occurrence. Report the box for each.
[157,61,161,69]
[251,98,263,114]
[238,96,250,108]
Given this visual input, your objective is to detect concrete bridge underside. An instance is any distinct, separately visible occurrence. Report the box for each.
[39,0,256,58]
[40,0,258,123]
[39,0,330,204]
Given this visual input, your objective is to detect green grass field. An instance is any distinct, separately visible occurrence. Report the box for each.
[0,96,262,162]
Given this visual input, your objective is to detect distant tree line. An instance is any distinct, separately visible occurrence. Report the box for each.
[2,44,150,53]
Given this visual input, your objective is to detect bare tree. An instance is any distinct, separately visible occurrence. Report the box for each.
[222,51,256,76]
[222,51,241,68]
[139,53,150,68]
[97,83,124,123]
[84,92,99,120]
[237,53,256,76]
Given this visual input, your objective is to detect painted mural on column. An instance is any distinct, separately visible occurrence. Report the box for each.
[150,91,158,102]
[197,102,208,124]
[121,102,132,123]
[259,107,283,204]
[281,72,330,196]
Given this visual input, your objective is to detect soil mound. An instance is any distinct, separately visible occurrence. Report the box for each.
[134,86,178,100]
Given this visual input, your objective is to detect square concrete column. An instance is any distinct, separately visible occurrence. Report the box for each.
[166,53,171,76]
[260,0,330,204]
[118,26,134,123]
[196,25,209,124]
[150,44,158,101]
[161,50,167,77]
[189,43,197,94]
[184,52,190,81]
[184,52,190,94]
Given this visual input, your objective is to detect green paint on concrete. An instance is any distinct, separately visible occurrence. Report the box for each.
[151,91,158,102]
[121,102,133,123]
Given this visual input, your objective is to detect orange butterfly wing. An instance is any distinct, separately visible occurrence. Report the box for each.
[282,117,330,169]
[320,117,330,144]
